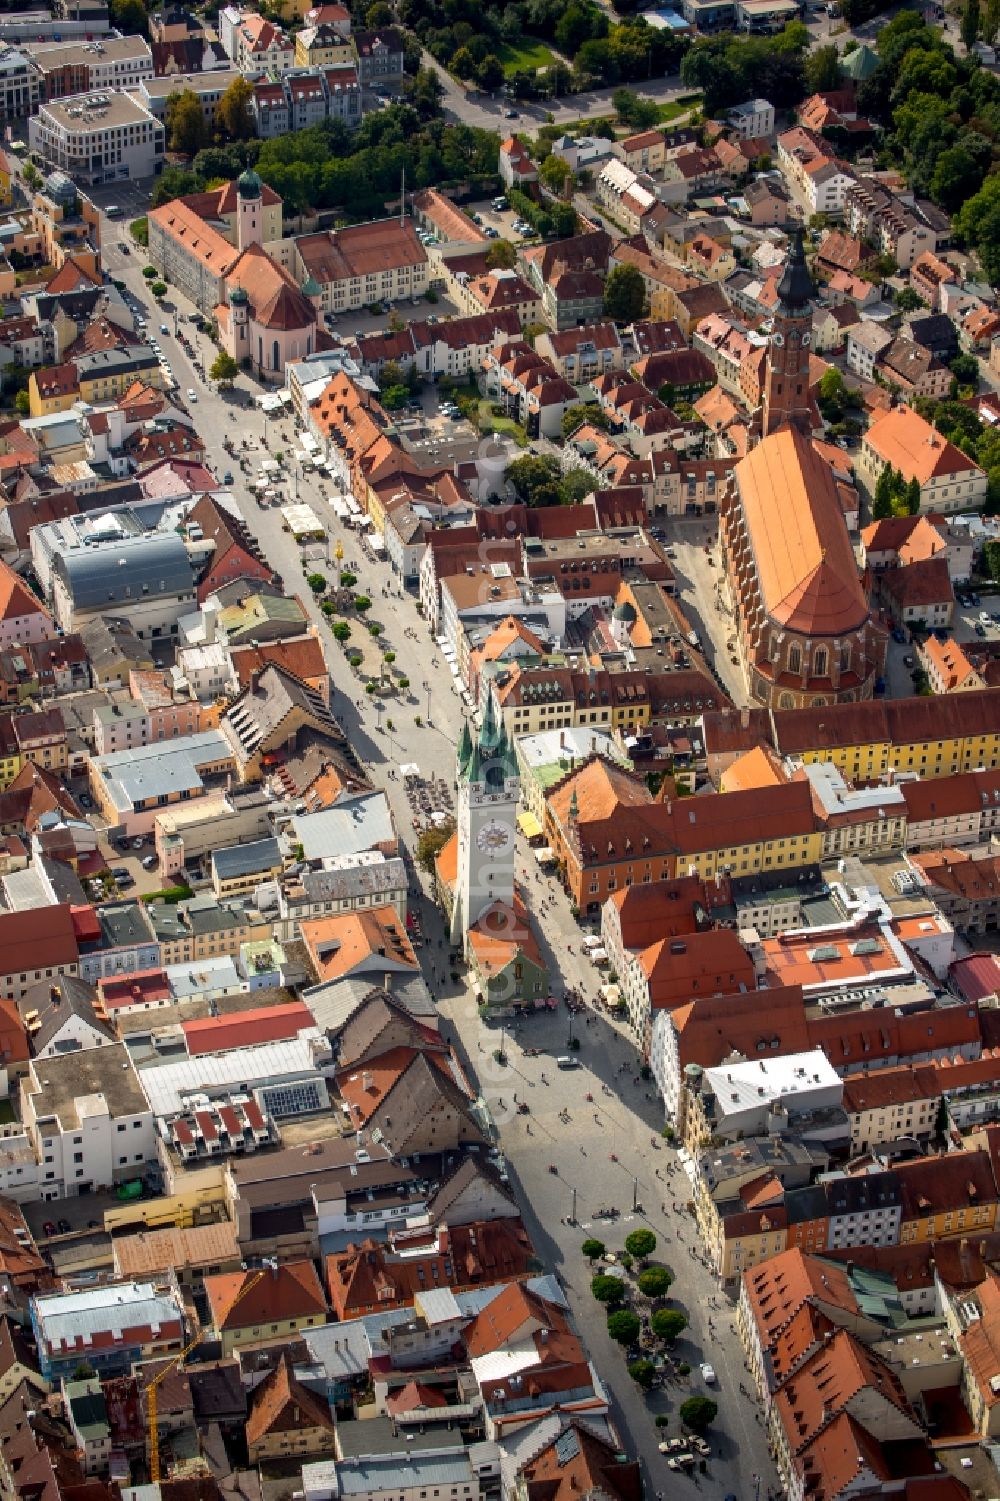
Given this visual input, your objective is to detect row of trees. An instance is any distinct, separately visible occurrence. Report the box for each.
[856,11,1000,240]
[153,105,499,222]
[872,465,922,520]
[911,395,1000,513]
[679,21,811,116]
[164,78,255,156]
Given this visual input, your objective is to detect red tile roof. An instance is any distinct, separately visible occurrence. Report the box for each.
[181,1002,313,1056]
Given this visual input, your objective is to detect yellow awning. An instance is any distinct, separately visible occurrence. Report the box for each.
[518,811,543,839]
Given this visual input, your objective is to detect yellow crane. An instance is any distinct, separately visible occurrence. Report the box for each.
[146,1265,269,1483]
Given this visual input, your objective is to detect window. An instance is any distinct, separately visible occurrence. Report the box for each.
[788,643,801,675]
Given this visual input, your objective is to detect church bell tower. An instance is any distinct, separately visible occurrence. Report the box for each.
[761,227,816,438]
[450,696,520,951]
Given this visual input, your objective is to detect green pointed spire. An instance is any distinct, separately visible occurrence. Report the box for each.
[457,718,473,779]
[569,789,579,820]
[479,689,501,755]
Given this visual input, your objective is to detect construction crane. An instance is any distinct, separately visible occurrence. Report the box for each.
[146,1264,270,1483]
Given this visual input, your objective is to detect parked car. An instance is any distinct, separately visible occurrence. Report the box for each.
[187,388,198,403]
[57,1218,71,1235]
[79,791,93,808]
[976,621,988,637]
[42,1220,56,1237]
[689,1437,711,1456]
[700,1362,716,1384]
[142,854,158,871]
[891,626,907,643]
[159,323,169,334]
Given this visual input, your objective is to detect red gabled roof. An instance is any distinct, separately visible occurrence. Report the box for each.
[181,1001,313,1056]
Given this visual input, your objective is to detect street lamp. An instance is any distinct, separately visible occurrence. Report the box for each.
[566,1006,575,1050]
[423,679,431,722]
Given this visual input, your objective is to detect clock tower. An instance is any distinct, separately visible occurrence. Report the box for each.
[450,693,519,950]
[761,227,816,438]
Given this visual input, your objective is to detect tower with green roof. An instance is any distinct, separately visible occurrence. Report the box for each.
[451,691,520,948]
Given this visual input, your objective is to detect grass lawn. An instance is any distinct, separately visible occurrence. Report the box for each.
[498,36,556,75]
[478,400,529,446]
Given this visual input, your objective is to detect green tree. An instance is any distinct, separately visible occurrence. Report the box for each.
[637,1266,672,1297]
[607,1309,641,1345]
[306,573,327,594]
[331,621,352,642]
[560,469,597,504]
[905,476,921,515]
[14,390,28,416]
[216,77,255,141]
[366,0,394,22]
[983,538,1000,580]
[873,463,895,520]
[603,263,646,323]
[805,42,841,92]
[561,404,605,439]
[110,0,148,35]
[507,453,563,504]
[629,1358,657,1389]
[539,153,574,195]
[22,162,41,191]
[353,595,372,614]
[416,821,456,872]
[485,239,518,270]
[894,287,923,312]
[451,46,478,79]
[165,90,208,156]
[581,1238,606,1261]
[950,352,980,387]
[478,54,505,90]
[651,1308,688,1342]
[150,281,167,299]
[962,0,981,50]
[143,265,157,279]
[624,1228,657,1261]
[591,1274,626,1305]
[209,351,239,385]
[679,1397,718,1434]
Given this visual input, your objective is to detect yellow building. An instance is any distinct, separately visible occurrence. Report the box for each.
[293,24,352,65]
[28,364,80,418]
[77,350,164,404]
[710,690,1000,788]
[0,150,11,207]
[896,1150,999,1245]
[205,1261,329,1357]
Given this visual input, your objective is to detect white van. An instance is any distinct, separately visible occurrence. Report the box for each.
[556,1056,581,1070]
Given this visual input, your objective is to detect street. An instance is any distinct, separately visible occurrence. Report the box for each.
[98,211,777,1496]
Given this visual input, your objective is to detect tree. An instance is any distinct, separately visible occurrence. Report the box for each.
[629,1358,657,1389]
[331,621,352,642]
[507,453,563,504]
[679,1397,718,1434]
[110,0,148,35]
[894,287,923,312]
[451,47,478,79]
[607,1309,641,1346]
[143,265,157,280]
[353,594,372,614]
[591,1274,626,1305]
[950,352,980,387]
[209,350,239,385]
[651,1308,688,1342]
[560,469,597,505]
[539,153,574,196]
[905,476,921,515]
[485,239,517,270]
[416,821,456,872]
[581,1238,606,1261]
[165,90,208,156]
[805,42,841,92]
[306,573,327,594]
[962,0,981,50]
[22,162,41,191]
[366,0,394,22]
[13,390,28,416]
[216,77,255,141]
[624,1228,657,1261]
[872,463,895,520]
[150,282,167,299]
[477,54,505,90]
[603,263,646,324]
[561,404,605,439]
[637,1266,672,1298]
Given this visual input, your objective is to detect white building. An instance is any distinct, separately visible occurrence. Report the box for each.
[20,1045,157,1202]
[24,36,154,97]
[0,45,39,120]
[728,97,774,138]
[847,320,894,381]
[28,91,164,185]
[697,1049,842,1140]
[136,71,244,129]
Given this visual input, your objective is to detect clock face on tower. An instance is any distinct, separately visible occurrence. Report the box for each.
[477,819,514,855]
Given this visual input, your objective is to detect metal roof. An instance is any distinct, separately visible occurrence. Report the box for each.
[292,792,395,861]
[34,1282,183,1347]
[139,1034,325,1118]
[54,531,194,610]
[212,837,282,882]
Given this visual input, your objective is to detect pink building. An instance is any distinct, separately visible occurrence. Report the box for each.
[0,559,54,649]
